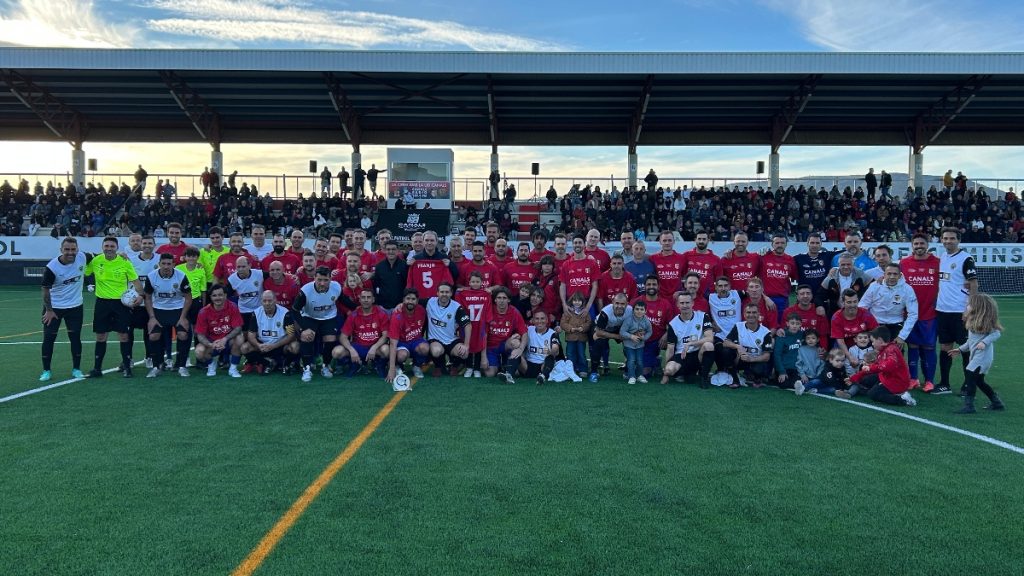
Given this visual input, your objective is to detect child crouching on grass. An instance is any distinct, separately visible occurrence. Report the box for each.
[950,293,1006,414]
[823,348,853,398]
[619,300,652,385]
[847,326,917,407]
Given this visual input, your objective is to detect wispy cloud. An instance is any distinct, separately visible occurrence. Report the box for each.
[762,0,1024,52]
[143,0,568,51]
[0,0,140,48]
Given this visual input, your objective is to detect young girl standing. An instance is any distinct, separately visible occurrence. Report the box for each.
[950,293,1005,414]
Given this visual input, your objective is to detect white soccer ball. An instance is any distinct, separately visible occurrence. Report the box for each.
[121,286,140,307]
[392,372,411,392]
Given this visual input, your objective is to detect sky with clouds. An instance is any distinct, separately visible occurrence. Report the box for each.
[1,0,1024,196]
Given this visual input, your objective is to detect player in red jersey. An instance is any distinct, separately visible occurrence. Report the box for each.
[459,241,503,291]
[761,233,798,321]
[487,238,513,269]
[559,235,600,312]
[503,243,539,293]
[720,232,761,291]
[482,221,500,257]
[286,229,306,260]
[213,233,258,285]
[263,261,300,309]
[631,275,676,378]
[334,288,391,377]
[155,222,189,264]
[295,251,317,286]
[741,277,779,331]
[371,229,393,265]
[260,234,301,274]
[551,233,571,269]
[528,230,555,264]
[584,229,611,271]
[899,232,941,389]
[682,272,710,313]
[533,255,562,323]
[597,254,637,308]
[648,230,687,300]
[342,229,376,280]
[406,231,454,300]
[193,283,244,376]
[480,287,529,382]
[386,288,429,382]
[830,288,879,365]
[781,284,829,350]
[312,238,338,270]
[455,271,493,377]
[681,230,721,297]
[447,237,469,285]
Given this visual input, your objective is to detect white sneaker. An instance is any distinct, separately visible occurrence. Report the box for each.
[794,381,805,396]
[901,391,917,406]
[186,359,192,368]
[627,377,637,385]
[228,366,242,378]
[463,368,474,378]
[412,366,424,379]
[206,363,217,377]
[302,366,313,382]
[637,375,648,384]
[321,365,333,379]
[163,358,174,371]
[473,370,481,378]
[145,357,154,369]
[146,367,161,378]
[178,367,190,378]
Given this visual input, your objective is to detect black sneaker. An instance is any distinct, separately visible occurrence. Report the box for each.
[700,376,711,389]
[263,359,277,375]
[536,373,546,386]
[932,385,953,395]
[122,366,133,378]
[601,365,610,376]
[86,369,104,378]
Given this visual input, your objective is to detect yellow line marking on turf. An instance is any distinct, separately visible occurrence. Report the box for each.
[232,380,415,576]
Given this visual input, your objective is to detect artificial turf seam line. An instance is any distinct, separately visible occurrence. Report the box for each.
[231,380,414,576]
[809,391,1024,456]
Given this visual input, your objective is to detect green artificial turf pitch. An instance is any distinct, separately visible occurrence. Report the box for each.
[1,285,1023,575]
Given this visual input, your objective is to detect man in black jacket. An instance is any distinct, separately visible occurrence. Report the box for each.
[373,240,408,310]
[864,168,877,201]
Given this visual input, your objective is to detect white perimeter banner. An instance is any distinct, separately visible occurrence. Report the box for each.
[2,236,1023,268]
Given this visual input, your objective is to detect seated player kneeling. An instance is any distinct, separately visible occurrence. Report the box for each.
[661,292,716,388]
[334,288,391,377]
[386,288,430,383]
[193,283,245,378]
[519,310,560,385]
[480,287,529,384]
[240,290,300,375]
[719,303,774,388]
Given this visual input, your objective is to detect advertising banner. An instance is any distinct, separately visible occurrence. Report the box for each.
[387,180,451,201]
[371,210,450,245]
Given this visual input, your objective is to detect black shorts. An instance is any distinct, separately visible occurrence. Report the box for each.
[130,305,149,330]
[299,316,338,339]
[149,308,185,335]
[93,298,130,334]
[522,361,545,378]
[936,311,967,345]
[241,312,255,330]
[429,339,460,357]
[667,351,701,376]
[42,305,84,336]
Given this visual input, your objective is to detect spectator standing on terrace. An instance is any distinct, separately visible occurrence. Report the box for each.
[546,185,558,211]
[353,165,366,199]
[880,170,894,201]
[366,164,386,195]
[337,166,350,197]
[864,168,877,201]
[644,169,658,191]
[320,166,332,195]
[489,170,501,200]
[201,167,212,198]
[133,165,148,195]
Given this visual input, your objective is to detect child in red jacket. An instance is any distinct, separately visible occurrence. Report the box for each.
[848,326,917,407]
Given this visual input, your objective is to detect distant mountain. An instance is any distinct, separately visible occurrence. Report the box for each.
[722,173,1009,195]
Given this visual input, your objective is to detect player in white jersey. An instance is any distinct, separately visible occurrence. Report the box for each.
[227,256,265,328]
[425,283,472,374]
[858,263,918,346]
[39,237,91,381]
[292,267,343,379]
[936,227,978,395]
[707,276,743,340]
[661,292,716,388]
[127,235,162,368]
[142,253,193,378]
[521,309,560,385]
[241,290,299,374]
[720,303,775,388]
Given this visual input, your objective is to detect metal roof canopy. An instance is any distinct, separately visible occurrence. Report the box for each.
[2,49,1024,151]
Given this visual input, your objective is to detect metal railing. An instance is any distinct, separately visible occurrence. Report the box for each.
[3,172,1020,203]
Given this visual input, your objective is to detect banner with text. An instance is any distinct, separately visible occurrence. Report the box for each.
[372,210,450,245]
[388,180,451,201]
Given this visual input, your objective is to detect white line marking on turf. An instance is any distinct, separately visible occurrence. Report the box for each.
[0,341,96,345]
[812,392,1024,456]
[0,360,147,404]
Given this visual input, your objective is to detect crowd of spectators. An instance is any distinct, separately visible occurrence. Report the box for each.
[1,178,130,237]
[545,176,1024,244]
